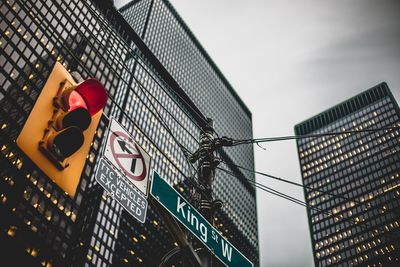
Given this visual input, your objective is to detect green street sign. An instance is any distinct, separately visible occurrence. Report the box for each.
[150,171,253,267]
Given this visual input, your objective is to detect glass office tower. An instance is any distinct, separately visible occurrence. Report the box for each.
[295,83,400,266]
[0,0,258,266]
[119,1,258,265]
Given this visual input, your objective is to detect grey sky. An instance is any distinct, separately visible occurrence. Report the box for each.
[115,0,400,266]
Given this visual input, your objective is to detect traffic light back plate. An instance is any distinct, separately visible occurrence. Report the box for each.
[16,62,102,197]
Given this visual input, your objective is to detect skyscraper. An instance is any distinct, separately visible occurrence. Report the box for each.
[0,0,258,266]
[295,82,400,266]
[119,1,258,264]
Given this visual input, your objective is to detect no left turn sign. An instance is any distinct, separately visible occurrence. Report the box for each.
[104,119,152,196]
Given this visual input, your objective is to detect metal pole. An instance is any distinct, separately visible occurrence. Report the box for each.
[197,118,215,221]
[156,117,222,266]
[193,118,222,267]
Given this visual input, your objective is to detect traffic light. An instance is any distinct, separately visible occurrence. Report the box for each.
[17,62,107,197]
[39,78,107,169]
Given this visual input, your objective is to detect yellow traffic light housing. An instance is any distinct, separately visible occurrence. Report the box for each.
[16,62,107,197]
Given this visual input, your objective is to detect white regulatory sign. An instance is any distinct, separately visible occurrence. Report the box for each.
[104,118,152,197]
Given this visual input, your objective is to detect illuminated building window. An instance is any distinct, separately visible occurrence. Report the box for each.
[295,83,400,266]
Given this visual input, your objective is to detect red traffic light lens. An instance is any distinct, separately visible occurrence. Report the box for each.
[68,90,88,111]
[72,78,108,116]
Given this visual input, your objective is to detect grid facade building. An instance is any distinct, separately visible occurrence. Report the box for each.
[295,83,400,267]
[0,0,258,266]
[119,0,258,258]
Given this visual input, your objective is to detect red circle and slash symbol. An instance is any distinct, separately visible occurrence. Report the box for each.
[110,131,147,181]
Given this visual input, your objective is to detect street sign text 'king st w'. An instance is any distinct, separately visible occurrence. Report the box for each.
[151,172,253,267]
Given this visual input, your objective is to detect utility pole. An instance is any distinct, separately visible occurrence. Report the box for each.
[190,118,223,267]
[156,119,219,267]
[158,118,230,266]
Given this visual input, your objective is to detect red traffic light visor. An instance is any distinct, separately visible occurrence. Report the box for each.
[66,78,108,116]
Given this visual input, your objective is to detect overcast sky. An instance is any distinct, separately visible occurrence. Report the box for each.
[115,0,400,266]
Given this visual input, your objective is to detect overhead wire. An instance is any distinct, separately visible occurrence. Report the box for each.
[217,166,334,216]
[216,166,398,240]
[221,161,365,207]
[215,124,400,216]
[230,126,400,146]
[219,158,395,225]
